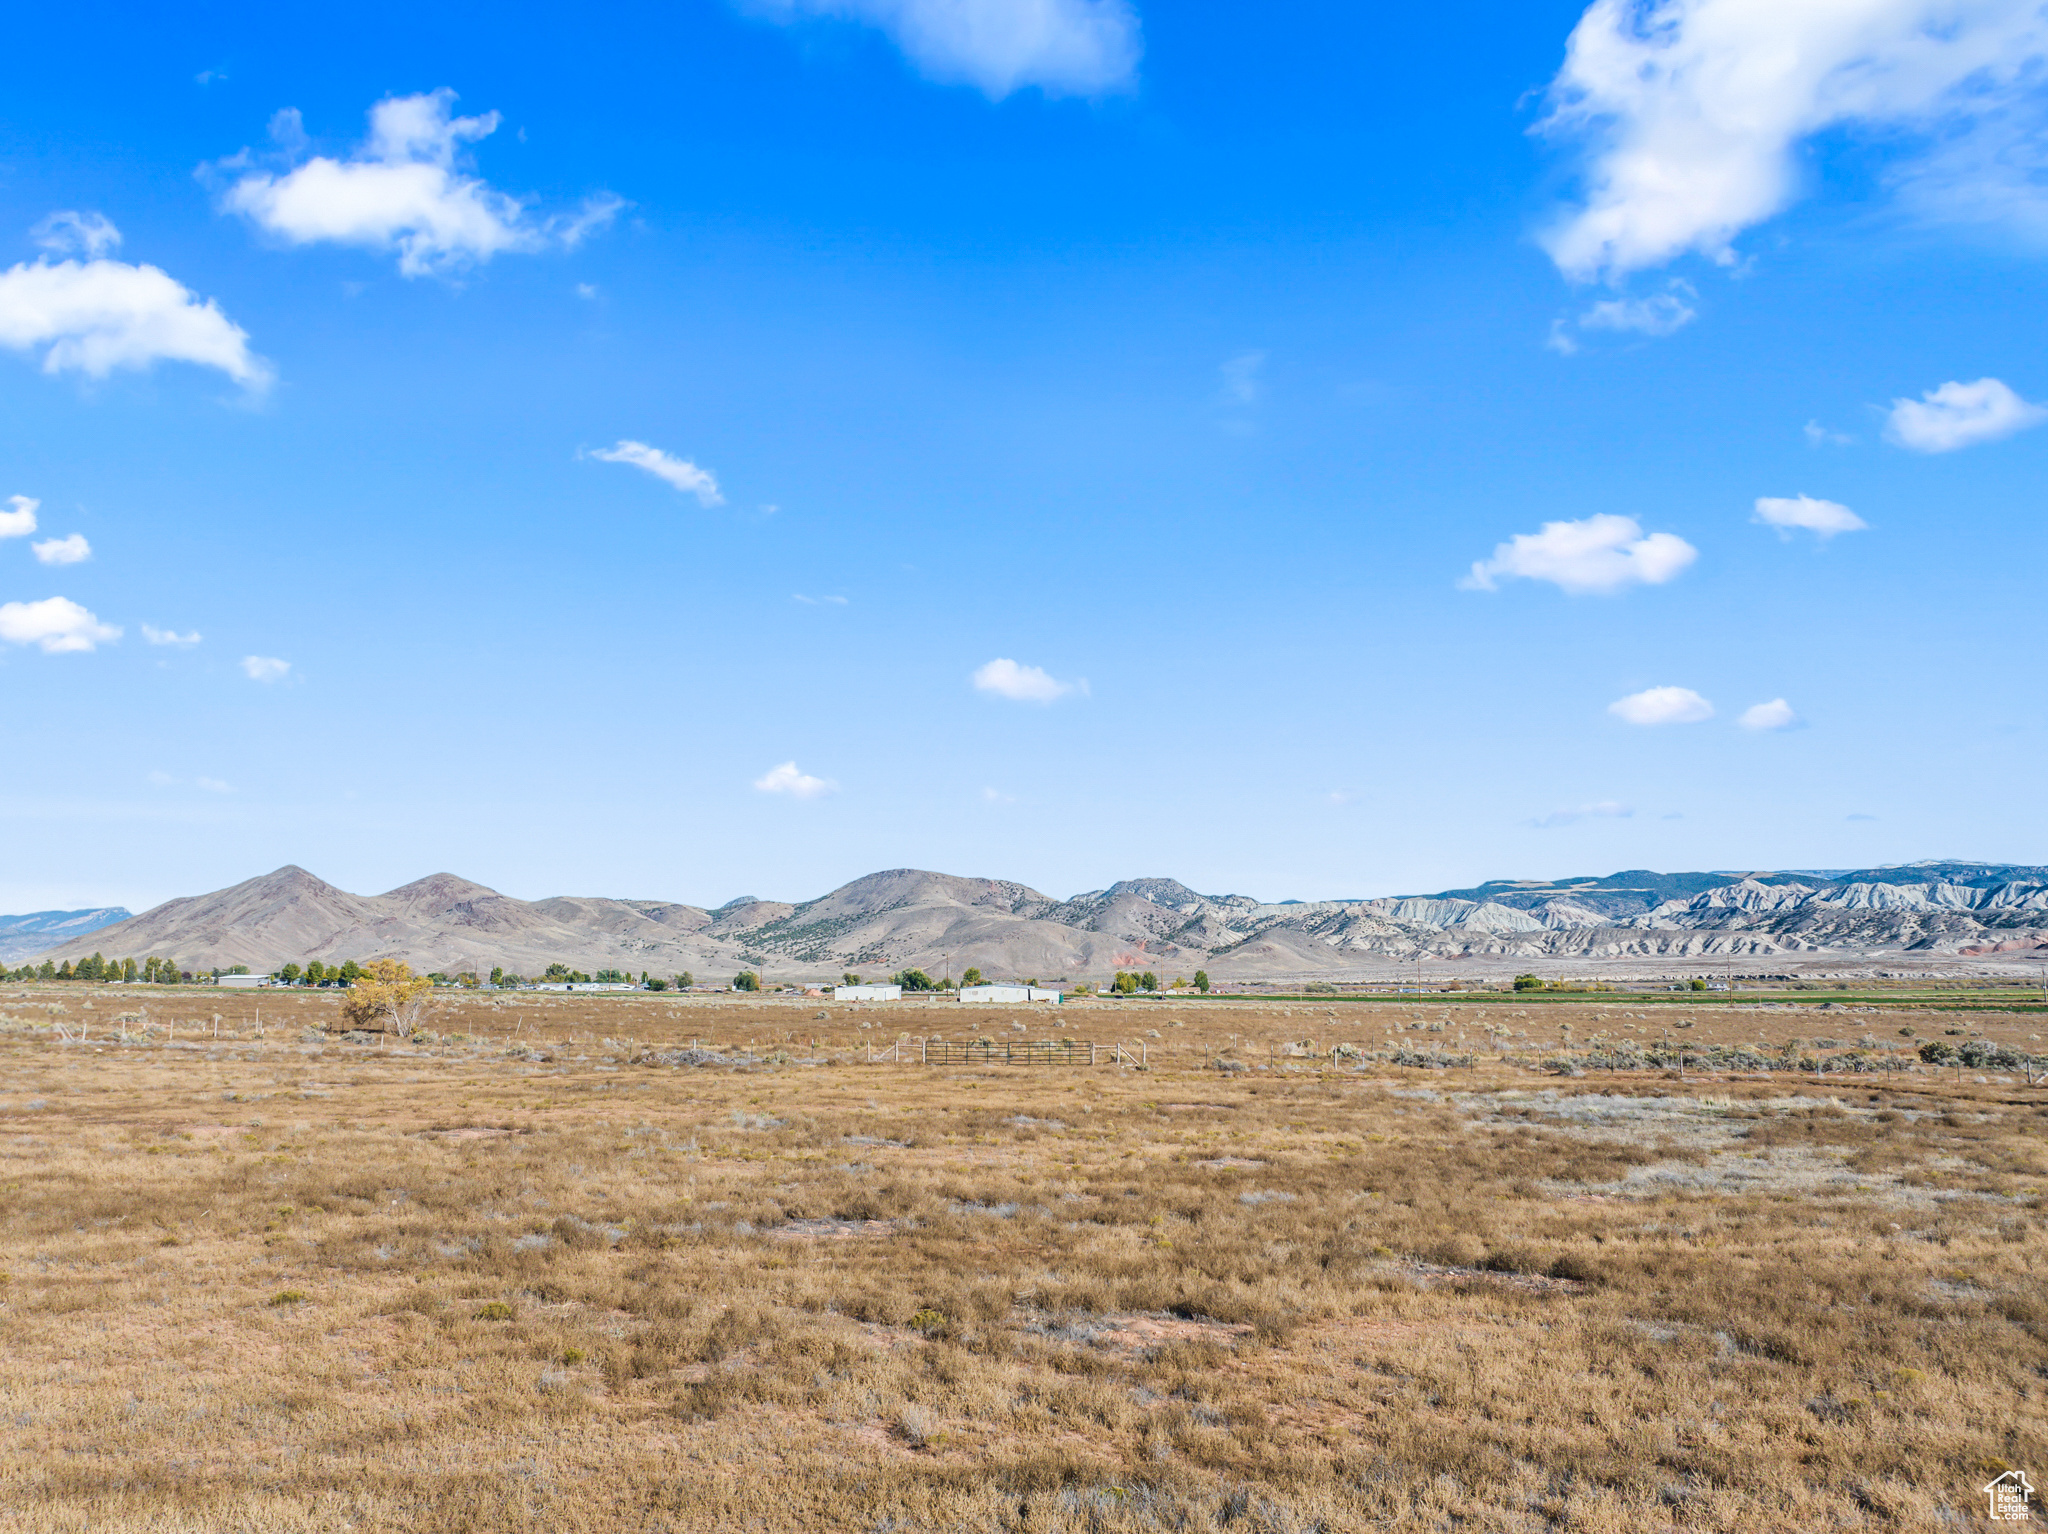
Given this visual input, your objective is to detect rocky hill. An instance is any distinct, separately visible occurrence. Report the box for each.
[30,862,2048,981]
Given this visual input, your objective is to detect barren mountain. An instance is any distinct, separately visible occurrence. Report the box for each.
[31,861,2048,981]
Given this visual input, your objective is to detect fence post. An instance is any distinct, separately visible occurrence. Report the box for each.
[920,1037,926,1064]
[1141,1042,1147,1068]
[1090,1042,1097,1066]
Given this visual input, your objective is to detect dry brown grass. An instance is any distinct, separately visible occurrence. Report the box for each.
[0,986,2042,1531]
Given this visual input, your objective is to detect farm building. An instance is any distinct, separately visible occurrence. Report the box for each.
[833,983,902,1001]
[959,984,1062,1004]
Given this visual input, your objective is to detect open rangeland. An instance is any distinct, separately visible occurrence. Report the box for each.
[0,986,2043,1531]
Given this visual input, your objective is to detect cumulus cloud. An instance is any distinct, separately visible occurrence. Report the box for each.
[220,91,621,278]
[586,440,724,506]
[982,786,1018,804]
[754,760,836,798]
[241,655,291,682]
[1884,376,2047,452]
[0,596,120,653]
[31,211,121,259]
[1804,420,1854,446]
[1608,685,1714,724]
[1461,513,1697,595]
[0,239,269,388]
[1738,697,1801,730]
[1752,493,1867,539]
[1531,799,1633,829]
[31,533,90,565]
[0,496,37,538]
[141,624,201,646]
[195,776,233,793]
[1538,0,2048,281]
[972,657,1085,702]
[750,0,1141,98]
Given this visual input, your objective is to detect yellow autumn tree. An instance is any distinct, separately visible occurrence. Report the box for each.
[337,958,433,1036]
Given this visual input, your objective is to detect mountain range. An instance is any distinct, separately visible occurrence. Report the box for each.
[27,861,2048,980]
[0,907,134,965]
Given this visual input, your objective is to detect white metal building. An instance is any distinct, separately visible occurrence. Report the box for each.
[833,983,902,1001]
[217,974,268,989]
[959,984,1063,1005]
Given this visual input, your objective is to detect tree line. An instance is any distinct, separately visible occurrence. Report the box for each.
[8,954,201,984]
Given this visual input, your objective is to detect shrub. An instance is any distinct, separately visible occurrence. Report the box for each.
[474,1302,515,1321]
[269,1290,308,1307]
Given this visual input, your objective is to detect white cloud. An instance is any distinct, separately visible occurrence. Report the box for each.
[753,760,836,798]
[1461,513,1697,595]
[1803,420,1854,446]
[241,655,291,682]
[1531,799,1633,828]
[195,776,233,793]
[1221,350,1266,405]
[220,91,620,278]
[751,0,1141,98]
[793,593,849,605]
[1884,377,2047,452]
[0,495,37,538]
[1577,281,1697,337]
[1753,493,1867,539]
[0,596,120,653]
[31,533,90,565]
[982,786,1018,804]
[1609,685,1714,724]
[586,440,724,506]
[0,248,269,388]
[1738,697,1801,730]
[972,657,1085,702]
[1538,0,2048,281]
[141,624,201,646]
[31,211,121,259]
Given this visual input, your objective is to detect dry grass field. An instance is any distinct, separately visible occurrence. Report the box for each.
[0,985,2043,1532]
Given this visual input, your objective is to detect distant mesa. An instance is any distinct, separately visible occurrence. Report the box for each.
[20,860,2048,980]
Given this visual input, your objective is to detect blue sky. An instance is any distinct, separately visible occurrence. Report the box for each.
[3,0,2045,912]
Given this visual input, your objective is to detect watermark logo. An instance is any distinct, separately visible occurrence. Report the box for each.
[1984,1469,2034,1522]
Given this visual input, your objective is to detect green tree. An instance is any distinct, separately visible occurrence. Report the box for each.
[891,968,939,992]
[338,960,363,984]
[733,971,760,992]
[278,963,302,984]
[489,966,504,987]
[676,972,694,989]
[1192,970,1210,993]
[1513,974,1544,992]
[1688,978,1708,991]
[647,977,668,991]
[961,967,984,987]
[842,972,861,986]
[1111,971,1136,995]
[1139,971,1158,992]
